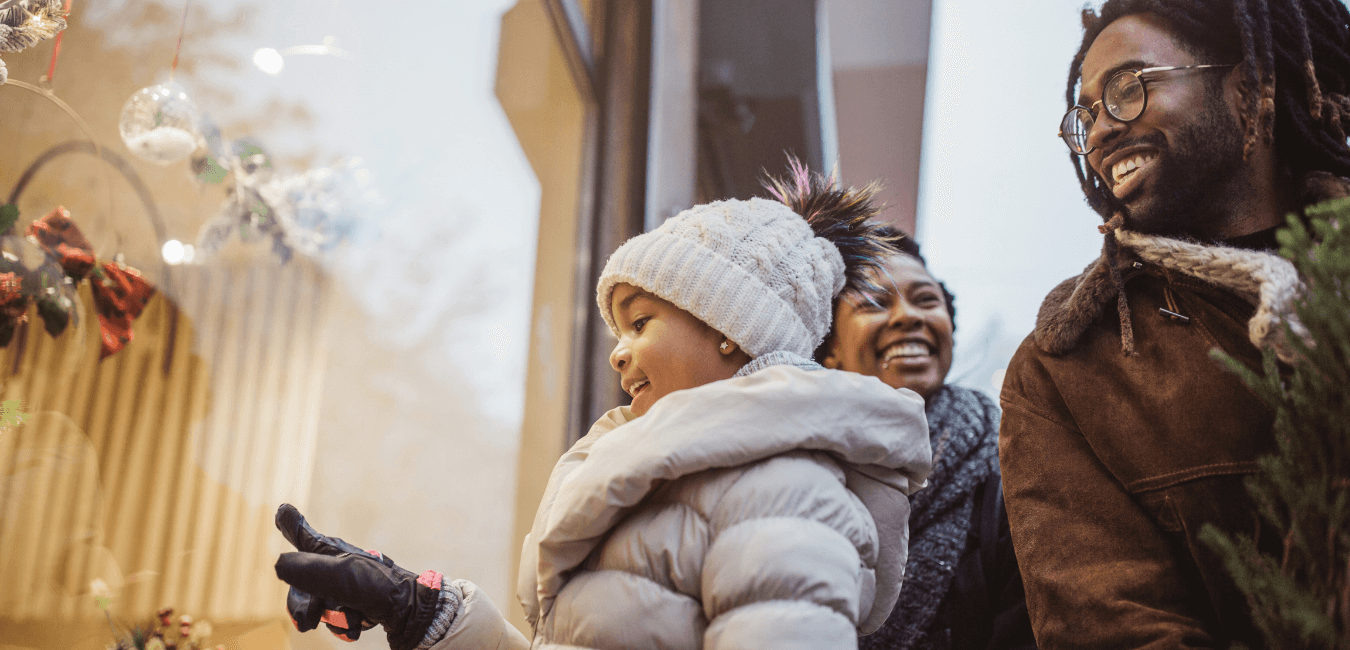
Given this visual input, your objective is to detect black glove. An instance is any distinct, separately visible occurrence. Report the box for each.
[274,504,444,650]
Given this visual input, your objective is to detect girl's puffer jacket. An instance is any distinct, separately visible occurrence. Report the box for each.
[435,362,932,650]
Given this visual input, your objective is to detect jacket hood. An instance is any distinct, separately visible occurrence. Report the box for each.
[520,365,931,633]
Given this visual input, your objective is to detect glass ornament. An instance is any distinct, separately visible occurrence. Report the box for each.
[0,235,82,339]
[118,83,202,165]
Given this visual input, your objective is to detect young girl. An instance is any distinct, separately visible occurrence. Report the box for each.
[274,167,933,650]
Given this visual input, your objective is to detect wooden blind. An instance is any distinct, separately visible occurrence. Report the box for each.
[0,257,332,628]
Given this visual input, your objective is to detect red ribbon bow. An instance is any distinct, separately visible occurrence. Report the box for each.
[0,272,28,324]
[27,207,156,359]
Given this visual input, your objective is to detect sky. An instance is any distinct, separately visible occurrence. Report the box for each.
[918,0,1108,396]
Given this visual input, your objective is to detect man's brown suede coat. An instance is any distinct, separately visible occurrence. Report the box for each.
[999,248,1279,649]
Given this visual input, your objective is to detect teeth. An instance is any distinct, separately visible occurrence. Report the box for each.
[1112,154,1156,184]
[881,342,931,362]
[629,380,648,395]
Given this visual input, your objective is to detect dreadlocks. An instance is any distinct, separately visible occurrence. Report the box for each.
[1067,0,1350,218]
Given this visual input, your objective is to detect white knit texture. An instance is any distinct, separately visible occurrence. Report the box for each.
[596,197,846,359]
[1116,228,1309,363]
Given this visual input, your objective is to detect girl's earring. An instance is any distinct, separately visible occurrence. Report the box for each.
[719,341,730,352]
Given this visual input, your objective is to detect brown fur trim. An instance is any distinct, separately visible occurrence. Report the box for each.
[1033,241,1131,355]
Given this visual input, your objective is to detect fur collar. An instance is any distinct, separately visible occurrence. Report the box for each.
[1033,241,1134,356]
[1034,229,1305,362]
[1036,173,1346,360]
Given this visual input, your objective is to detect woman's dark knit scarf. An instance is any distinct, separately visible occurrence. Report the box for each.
[860,383,1000,650]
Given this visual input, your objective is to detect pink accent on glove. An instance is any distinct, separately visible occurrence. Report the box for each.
[417,570,443,590]
[322,610,349,629]
[366,549,383,560]
[322,610,357,642]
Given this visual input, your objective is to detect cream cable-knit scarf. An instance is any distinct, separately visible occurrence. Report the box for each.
[1114,228,1308,363]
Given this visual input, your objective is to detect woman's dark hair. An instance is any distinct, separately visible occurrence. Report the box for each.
[761,157,901,298]
[759,158,956,363]
[809,225,958,364]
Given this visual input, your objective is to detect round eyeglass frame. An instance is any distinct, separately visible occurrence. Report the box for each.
[1059,64,1236,156]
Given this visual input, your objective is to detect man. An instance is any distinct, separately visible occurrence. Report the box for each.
[998,0,1350,647]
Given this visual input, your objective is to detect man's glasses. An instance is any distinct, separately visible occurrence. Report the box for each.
[1059,64,1237,155]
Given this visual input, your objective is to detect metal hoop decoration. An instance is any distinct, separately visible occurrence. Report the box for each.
[3,79,118,226]
[3,80,171,293]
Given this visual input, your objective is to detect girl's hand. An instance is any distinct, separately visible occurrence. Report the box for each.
[274,504,444,650]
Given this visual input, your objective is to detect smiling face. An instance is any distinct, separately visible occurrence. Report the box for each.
[821,255,953,401]
[608,283,749,417]
[1080,13,1247,236]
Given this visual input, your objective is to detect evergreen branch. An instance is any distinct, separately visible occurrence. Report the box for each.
[1204,197,1350,648]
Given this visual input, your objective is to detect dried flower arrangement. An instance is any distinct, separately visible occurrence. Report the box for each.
[91,579,223,650]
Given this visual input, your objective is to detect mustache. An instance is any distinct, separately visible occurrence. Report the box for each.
[1096,133,1167,167]
[1089,133,1167,218]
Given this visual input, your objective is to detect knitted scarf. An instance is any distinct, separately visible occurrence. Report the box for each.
[860,384,999,650]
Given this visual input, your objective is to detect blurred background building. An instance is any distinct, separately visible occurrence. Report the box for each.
[0,0,1102,647]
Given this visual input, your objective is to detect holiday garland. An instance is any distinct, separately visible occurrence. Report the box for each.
[192,141,363,263]
[0,0,67,84]
[1201,197,1350,648]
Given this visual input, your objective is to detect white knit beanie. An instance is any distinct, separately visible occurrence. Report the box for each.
[596,197,846,359]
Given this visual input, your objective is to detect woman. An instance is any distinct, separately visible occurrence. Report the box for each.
[816,227,1037,650]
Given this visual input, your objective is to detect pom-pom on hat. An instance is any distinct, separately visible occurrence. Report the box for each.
[596,197,846,359]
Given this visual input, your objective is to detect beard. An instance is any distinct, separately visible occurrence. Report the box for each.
[1118,94,1246,237]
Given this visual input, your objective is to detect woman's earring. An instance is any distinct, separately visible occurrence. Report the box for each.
[720,341,730,352]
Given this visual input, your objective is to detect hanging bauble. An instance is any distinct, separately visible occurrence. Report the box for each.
[0,233,81,343]
[118,83,201,165]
